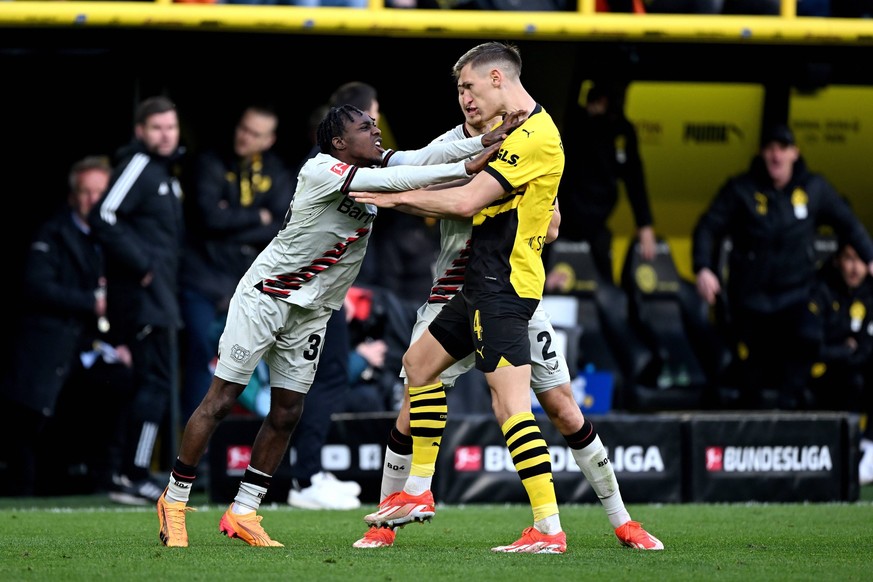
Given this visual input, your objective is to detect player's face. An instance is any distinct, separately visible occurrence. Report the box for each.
[340,110,384,166]
[136,110,180,158]
[457,63,501,123]
[837,244,867,290]
[458,91,503,137]
[458,90,485,131]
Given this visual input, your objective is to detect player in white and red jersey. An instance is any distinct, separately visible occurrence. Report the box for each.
[154,104,523,549]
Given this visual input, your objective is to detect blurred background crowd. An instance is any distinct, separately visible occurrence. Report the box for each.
[0,2,871,508]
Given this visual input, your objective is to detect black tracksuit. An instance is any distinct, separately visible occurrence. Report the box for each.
[557,108,653,282]
[693,155,873,409]
[90,139,185,480]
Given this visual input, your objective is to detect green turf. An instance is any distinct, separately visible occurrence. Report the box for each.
[2,491,872,582]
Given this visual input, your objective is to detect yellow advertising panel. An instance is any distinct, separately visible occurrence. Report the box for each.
[790,86,873,230]
[622,81,765,238]
[605,82,765,279]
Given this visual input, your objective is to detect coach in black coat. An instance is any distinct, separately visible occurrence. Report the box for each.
[7,205,104,417]
[692,124,873,409]
[0,156,120,495]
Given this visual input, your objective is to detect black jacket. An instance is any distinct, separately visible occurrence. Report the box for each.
[89,139,185,332]
[557,109,652,238]
[810,260,873,368]
[4,210,104,415]
[179,148,294,305]
[692,155,873,313]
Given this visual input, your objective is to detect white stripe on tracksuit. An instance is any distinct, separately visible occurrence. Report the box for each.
[100,153,149,225]
[134,421,158,470]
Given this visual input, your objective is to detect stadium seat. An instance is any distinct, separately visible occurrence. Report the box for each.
[544,239,651,411]
[619,236,730,411]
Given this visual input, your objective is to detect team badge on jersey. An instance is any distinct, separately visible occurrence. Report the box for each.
[331,162,351,176]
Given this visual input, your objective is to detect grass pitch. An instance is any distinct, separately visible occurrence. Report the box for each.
[2,491,872,582]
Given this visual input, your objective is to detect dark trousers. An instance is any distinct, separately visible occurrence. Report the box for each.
[730,302,818,410]
[0,357,134,496]
[180,288,223,423]
[123,325,179,479]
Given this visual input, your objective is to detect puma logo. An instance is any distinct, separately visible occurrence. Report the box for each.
[476,347,485,359]
[521,129,534,138]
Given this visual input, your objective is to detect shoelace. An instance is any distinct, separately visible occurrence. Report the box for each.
[366,527,394,541]
[378,492,401,508]
[165,506,195,535]
[519,527,537,540]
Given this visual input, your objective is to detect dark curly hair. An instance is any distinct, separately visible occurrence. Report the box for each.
[317,104,364,154]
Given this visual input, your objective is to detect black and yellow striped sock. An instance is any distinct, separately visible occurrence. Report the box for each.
[502,411,558,522]
[408,382,447,478]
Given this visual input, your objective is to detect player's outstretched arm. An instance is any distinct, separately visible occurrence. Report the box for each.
[350,144,504,220]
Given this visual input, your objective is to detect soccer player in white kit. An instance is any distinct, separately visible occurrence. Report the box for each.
[155,104,523,548]
[353,91,664,552]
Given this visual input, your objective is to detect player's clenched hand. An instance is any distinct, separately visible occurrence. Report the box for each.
[481,109,528,147]
[465,142,501,175]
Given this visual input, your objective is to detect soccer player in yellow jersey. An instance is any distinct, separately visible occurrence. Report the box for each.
[352,83,664,553]
[352,41,583,554]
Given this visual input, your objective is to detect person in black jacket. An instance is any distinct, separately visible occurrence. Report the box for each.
[692,124,873,410]
[806,240,873,484]
[554,81,655,284]
[178,105,294,423]
[0,156,133,496]
[89,96,186,504]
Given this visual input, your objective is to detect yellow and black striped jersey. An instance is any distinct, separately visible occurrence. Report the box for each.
[466,103,564,300]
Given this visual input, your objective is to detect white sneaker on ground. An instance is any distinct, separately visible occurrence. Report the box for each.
[859,439,873,486]
[288,478,361,510]
[109,474,163,506]
[311,471,362,497]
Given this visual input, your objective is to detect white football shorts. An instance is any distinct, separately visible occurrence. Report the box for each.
[400,300,571,393]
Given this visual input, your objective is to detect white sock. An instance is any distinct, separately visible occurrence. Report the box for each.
[534,513,563,535]
[165,473,191,505]
[571,434,631,529]
[232,481,267,514]
[232,466,271,513]
[381,447,412,502]
[404,475,432,496]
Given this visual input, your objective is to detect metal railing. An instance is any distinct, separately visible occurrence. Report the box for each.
[1,1,871,45]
